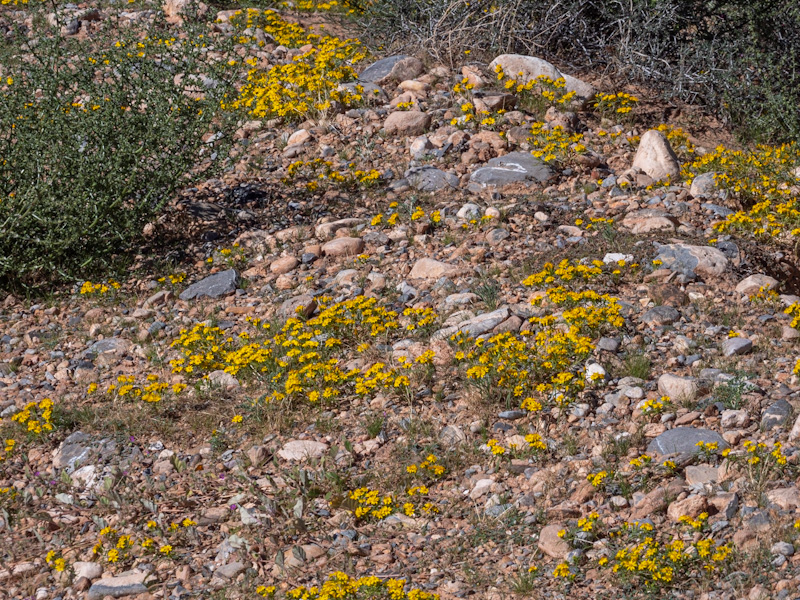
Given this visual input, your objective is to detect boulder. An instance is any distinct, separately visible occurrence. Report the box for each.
[655,243,729,279]
[468,152,554,192]
[647,427,728,455]
[179,269,239,301]
[632,130,681,181]
[488,54,595,99]
[360,55,423,85]
[384,111,431,136]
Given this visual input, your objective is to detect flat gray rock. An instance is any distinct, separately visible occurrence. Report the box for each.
[405,166,459,192]
[654,243,728,279]
[647,427,728,455]
[641,305,680,326]
[179,269,239,301]
[762,399,792,431]
[52,431,92,472]
[468,152,553,191]
[360,55,422,84]
[88,572,149,600]
[86,337,130,358]
[722,337,753,357]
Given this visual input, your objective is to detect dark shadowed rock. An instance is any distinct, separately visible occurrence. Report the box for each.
[179,269,239,300]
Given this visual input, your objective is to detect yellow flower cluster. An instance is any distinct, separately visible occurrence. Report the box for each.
[349,485,437,521]
[94,374,186,404]
[9,397,54,435]
[494,66,576,114]
[284,159,381,192]
[157,273,186,286]
[683,142,800,240]
[281,571,439,600]
[454,281,622,410]
[80,280,121,295]
[522,259,603,287]
[45,550,67,572]
[678,512,708,531]
[587,470,608,488]
[529,121,586,163]
[406,454,446,478]
[222,11,367,120]
[640,396,670,416]
[170,296,435,406]
[653,124,695,158]
[599,521,732,591]
[594,92,639,119]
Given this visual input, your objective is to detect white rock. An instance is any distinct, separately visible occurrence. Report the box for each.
[632,130,681,181]
[278,440,328,461]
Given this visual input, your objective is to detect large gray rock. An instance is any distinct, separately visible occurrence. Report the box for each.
[179,269,239,301]
[468,152,553,192]
[405,166,459,192]
[722,337,752,357]
[86,337,130,358]
[632,130,681,181]
[360,55,423,85]
[433,308,511,340]
[655,243,729,279]
[647,427,728,455]
[641,305,680,327]
[52,431,92,472]
[690,172,717,198]
[488,54,595,99]
[762,399,792,431]
[88,571,149,600]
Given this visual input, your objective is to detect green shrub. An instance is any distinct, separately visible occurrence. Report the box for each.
[0,14,236,291]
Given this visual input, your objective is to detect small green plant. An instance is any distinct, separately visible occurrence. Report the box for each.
[713,374,752,409]
[475,279,501,310]
[622,351,651,380]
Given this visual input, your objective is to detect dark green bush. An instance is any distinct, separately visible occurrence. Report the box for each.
[0,14,236,291]
[357,0,800,144]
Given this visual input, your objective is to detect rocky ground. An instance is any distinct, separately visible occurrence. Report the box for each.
[4,2,800,600]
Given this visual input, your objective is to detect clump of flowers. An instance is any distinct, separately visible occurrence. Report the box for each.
[528,121,586,163]
[653,124,695,158]
[594,92,638,123]
[284,159,382,193]
[522,259,603,288]
[684,142,800,242]
[724,439,788,498]
[371,203,443,229]
[594,520,732,593]
[79,280,121,297]
[223,12,367,121]
[208,243,246,268]
[8,397,54,435]
[95,374,186,404]
[170,296,437,408]
[494,66,576,115]
[45,550,67,573]
[639,395,671,417]
[261,571,439,600]
[678,512,709,532]
[406,454,446,478]
[349,486,438,521]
